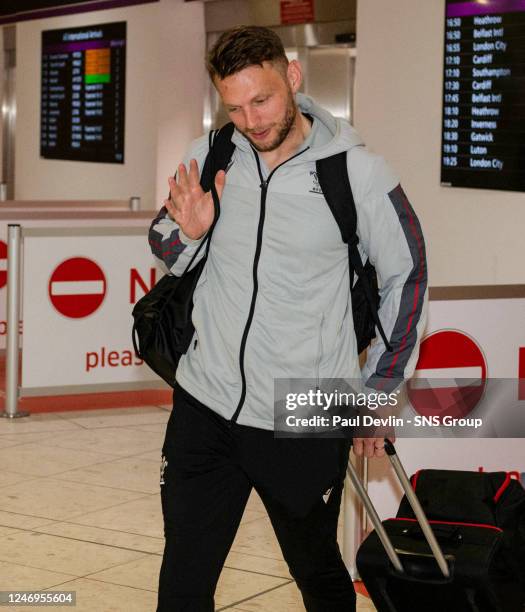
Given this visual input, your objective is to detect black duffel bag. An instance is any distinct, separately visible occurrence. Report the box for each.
[131,252,207,387]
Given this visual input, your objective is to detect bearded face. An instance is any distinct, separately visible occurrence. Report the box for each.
[215,61,300,153]
[241,87,297,152]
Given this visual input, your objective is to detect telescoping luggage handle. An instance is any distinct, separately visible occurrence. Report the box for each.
[347,439,451,579]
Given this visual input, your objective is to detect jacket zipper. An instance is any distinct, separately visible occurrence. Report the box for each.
[229,145,309,427]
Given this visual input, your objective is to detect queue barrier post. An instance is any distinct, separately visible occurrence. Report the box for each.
[1,224,28,418]
[129,196,141,211]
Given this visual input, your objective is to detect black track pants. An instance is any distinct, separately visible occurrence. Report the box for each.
[157,384,356,612]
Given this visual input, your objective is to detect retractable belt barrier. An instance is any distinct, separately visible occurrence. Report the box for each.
[1,223,166,418]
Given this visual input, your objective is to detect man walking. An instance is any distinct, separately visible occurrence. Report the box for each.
[150,25,427,611]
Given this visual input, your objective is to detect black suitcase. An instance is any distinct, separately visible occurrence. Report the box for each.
[348,441,525,612]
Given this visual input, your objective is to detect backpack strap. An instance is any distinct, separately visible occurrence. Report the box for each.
[198,122,236,258]
[316,152,392,352]
[201,122,236,193]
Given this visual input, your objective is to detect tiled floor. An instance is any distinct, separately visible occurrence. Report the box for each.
[0,406,376,611]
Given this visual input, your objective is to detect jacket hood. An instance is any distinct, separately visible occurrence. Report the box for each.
[231,92,364,162]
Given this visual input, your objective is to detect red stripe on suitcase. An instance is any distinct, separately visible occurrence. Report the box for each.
[409,469,520,503]
[389,517,502,532]
[493,472,511,503]
[410,469,422,491]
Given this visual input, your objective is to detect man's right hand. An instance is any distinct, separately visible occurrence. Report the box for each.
[165,158,226,240]
[352,435,396,459]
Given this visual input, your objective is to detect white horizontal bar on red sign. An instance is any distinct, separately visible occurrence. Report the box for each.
[50,281,105,296]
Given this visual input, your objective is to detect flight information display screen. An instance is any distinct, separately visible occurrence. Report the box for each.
[40,22,126,164]
[441,1,525,192]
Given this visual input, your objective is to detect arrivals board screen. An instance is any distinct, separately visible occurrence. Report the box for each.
[441,1,525,192]
[40,22,126,164]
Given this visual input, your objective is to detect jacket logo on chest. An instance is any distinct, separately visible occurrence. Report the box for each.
[309,170,324,195]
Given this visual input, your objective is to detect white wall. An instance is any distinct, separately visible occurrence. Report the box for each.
[354,0,525,286]
[14,0,205,209]
[155,0,206,210]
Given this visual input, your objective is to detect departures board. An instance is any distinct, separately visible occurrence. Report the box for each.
[40,22,126,164]
[441,0,525,192]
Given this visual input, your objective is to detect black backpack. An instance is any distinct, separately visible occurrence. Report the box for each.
[132,122,392,387]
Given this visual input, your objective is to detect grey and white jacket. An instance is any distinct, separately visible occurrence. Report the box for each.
[149,93,428,430]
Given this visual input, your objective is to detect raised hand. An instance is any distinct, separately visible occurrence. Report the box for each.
[164,158,226,240]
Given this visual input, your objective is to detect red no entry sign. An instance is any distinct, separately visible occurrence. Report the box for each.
[0,241,7,289]
[407,329,487,419]
[49,257,106,318]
